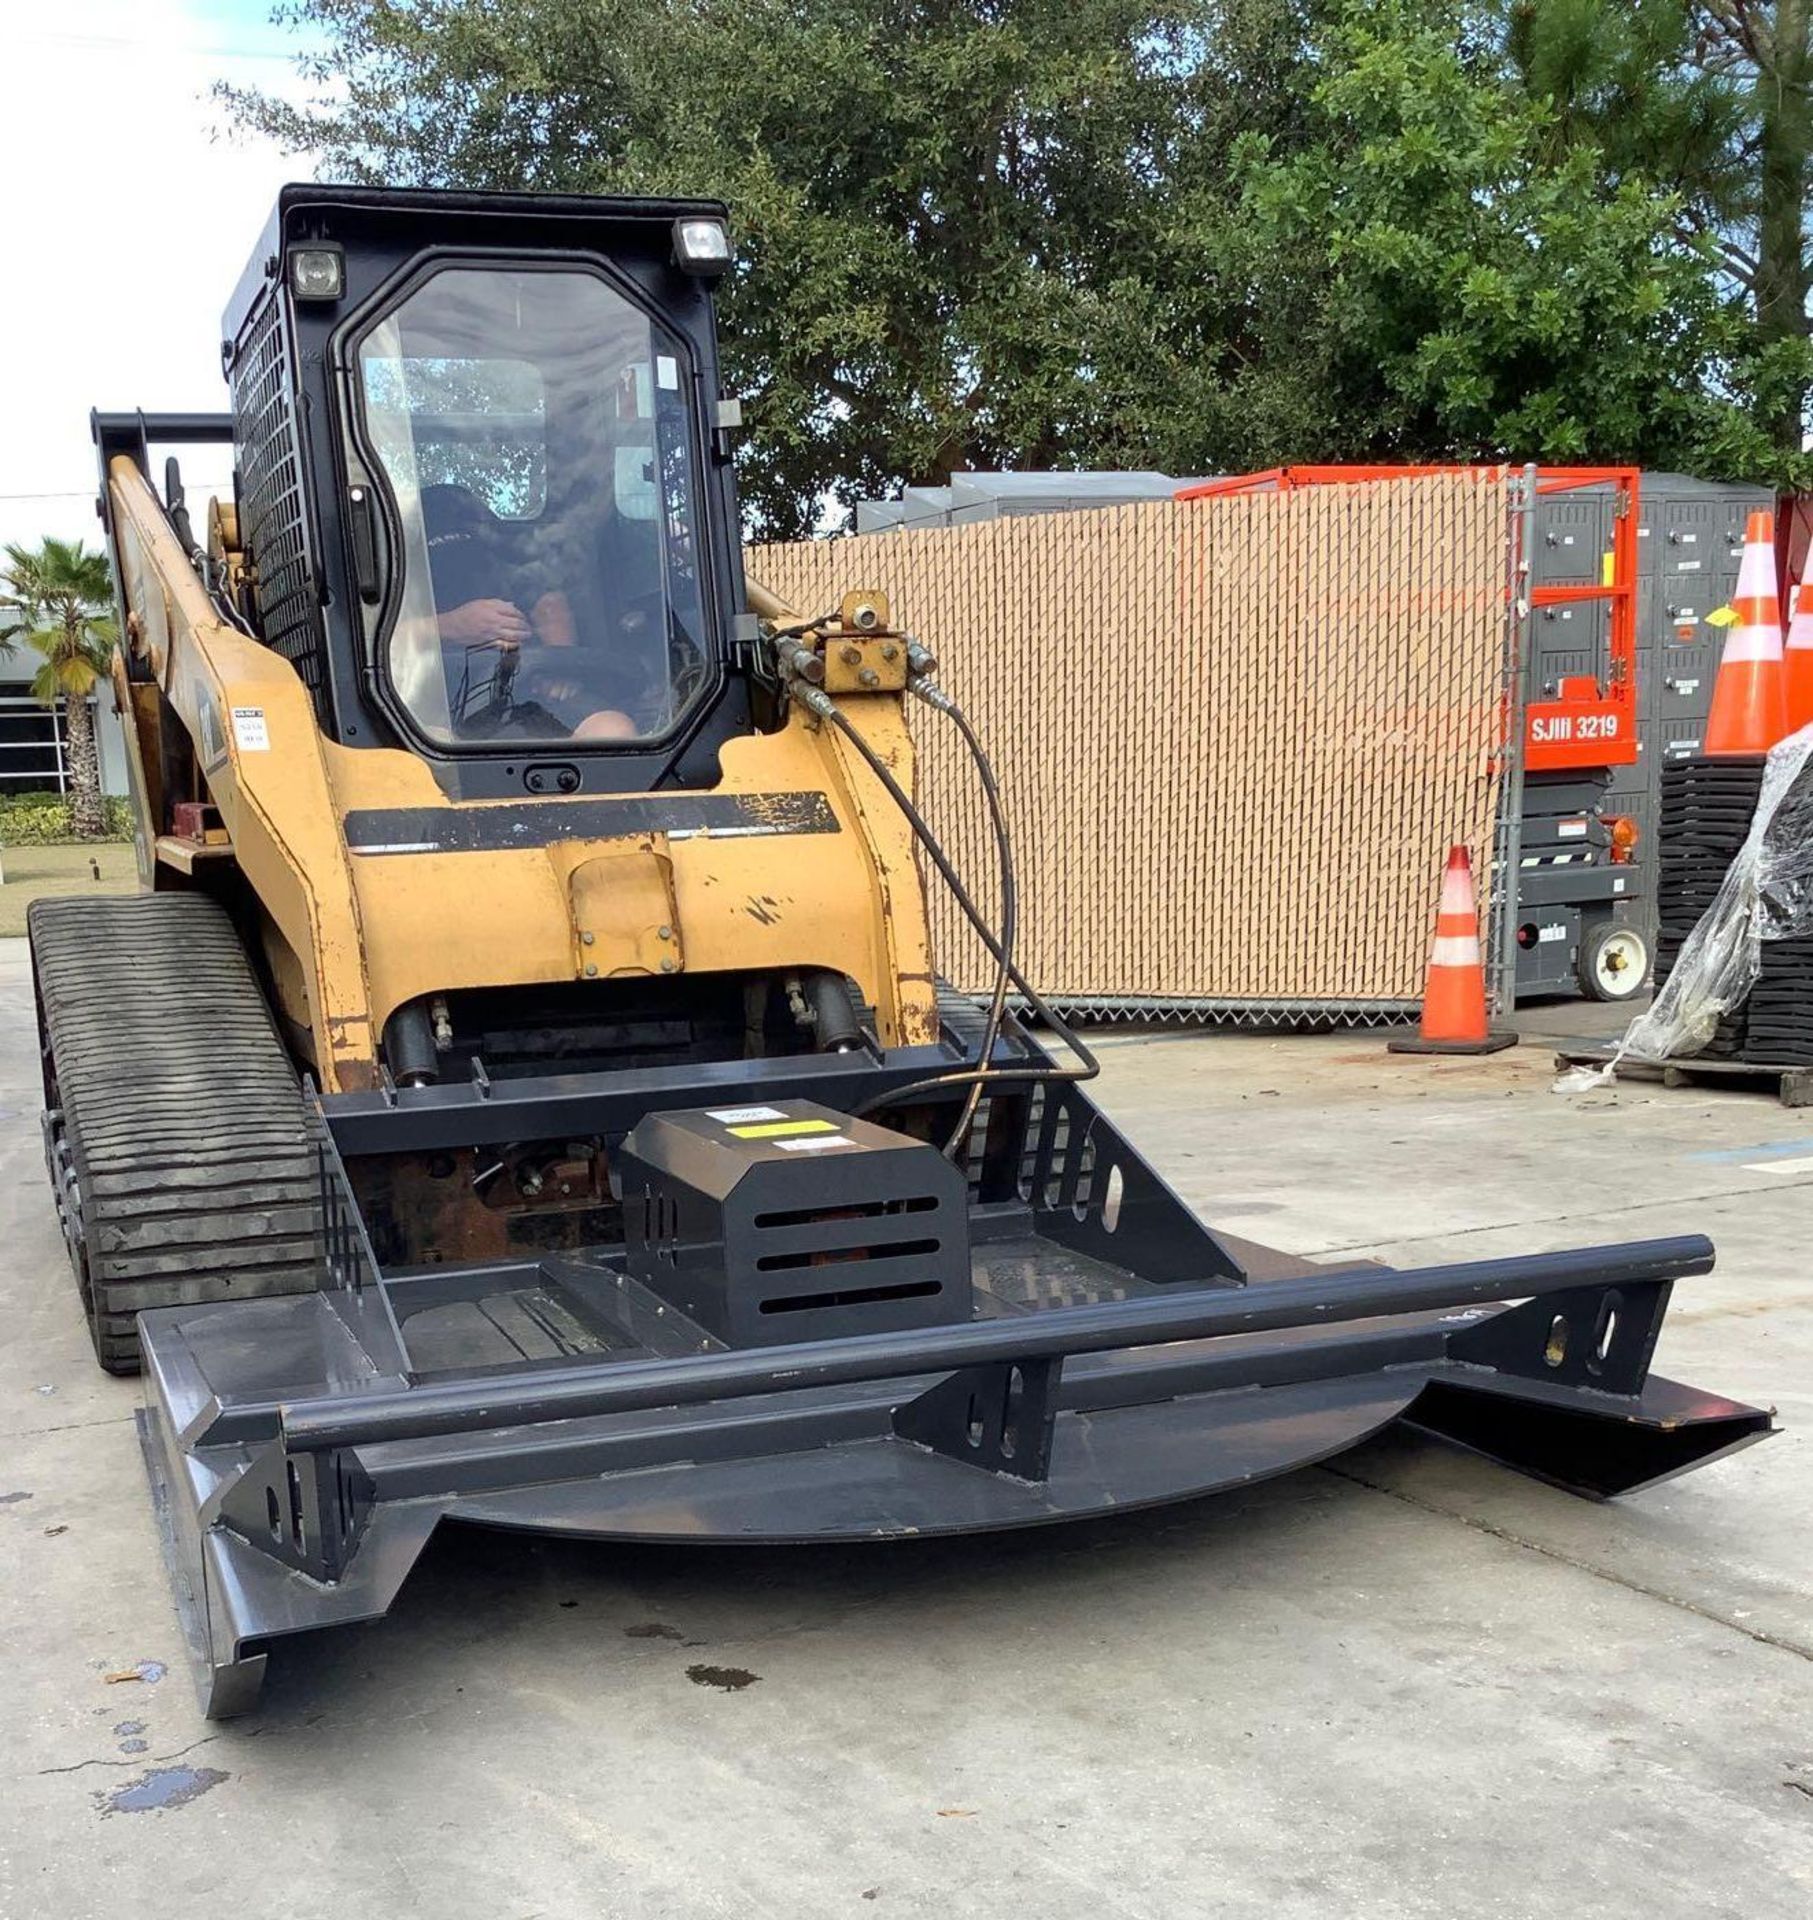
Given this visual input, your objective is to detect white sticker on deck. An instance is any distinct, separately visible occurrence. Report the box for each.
[231,707,270,751]
[776,1134,856,1153]
[705,1104,788,1124]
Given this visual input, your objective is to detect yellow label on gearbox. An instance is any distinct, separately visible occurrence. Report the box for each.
[727,1118,840,1140]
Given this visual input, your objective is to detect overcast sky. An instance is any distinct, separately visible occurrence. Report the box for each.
[2,1,317,559]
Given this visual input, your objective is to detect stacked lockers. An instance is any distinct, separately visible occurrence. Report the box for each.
[1521,474,1771,823]
[1613,474,1775,878]
[1510,483,1636,995]
[1525,486,1618,690]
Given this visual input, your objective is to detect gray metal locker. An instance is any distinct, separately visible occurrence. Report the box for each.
[1532,495,1612,587]
[1531,597,1611,690]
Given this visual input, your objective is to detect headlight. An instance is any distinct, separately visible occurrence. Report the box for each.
[672,217,732,278]
[289,246,345,302]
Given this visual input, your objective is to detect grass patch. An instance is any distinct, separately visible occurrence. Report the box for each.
[0,842,138,938]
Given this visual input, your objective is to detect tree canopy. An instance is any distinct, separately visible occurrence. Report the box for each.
[229,0,1812,533]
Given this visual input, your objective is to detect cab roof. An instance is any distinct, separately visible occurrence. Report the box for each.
[223,182,731,355]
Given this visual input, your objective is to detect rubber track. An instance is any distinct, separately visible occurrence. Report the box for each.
[30,893,324,1372]
[935,980,992,1057]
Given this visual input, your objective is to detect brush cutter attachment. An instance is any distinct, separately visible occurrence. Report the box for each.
[71,191,1772,1724]
[136,1082,1771,1717]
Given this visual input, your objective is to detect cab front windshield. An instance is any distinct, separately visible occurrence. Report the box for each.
[356,265,710,747]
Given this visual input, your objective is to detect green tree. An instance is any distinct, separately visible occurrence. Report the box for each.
[1013,0,1345,477]
[228,0,1804,513]
[1229,0,1796,477]
[1508,0,1812,464]
[1506,0,1747,202]
[225,0,1320,533]
[1724,1,1813,451]
[0,539,119,840]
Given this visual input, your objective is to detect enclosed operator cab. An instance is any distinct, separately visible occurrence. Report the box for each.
[220,187,758,795]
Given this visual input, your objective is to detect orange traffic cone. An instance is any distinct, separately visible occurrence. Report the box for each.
[1704,509,1788,756]
[1786,539,1813,734]
[1389,847,1517,1056]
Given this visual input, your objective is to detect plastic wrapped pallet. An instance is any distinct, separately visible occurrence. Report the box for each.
[1562,726,1813,1084]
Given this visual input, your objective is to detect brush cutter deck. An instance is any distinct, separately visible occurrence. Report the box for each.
[135,1079,1772,1717]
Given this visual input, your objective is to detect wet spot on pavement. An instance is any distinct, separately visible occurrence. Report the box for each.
[0,1491,31,1504]
[95,1766,229,1815]
[624,1622,684,1641]
[686,1664,759,1692]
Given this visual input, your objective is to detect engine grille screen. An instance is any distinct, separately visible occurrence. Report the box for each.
[231,292,328,720]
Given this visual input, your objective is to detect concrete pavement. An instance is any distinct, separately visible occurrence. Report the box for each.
[3,947,1809,1919]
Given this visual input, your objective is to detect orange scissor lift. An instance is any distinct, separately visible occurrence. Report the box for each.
[1177,465,1650,1005]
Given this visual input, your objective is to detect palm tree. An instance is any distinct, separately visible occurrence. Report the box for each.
[0,538,118,839]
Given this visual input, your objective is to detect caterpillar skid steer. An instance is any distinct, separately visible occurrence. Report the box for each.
[43,184,1770,1715]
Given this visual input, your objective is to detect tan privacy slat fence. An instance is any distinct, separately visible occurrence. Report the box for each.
[751,473,1511,1013]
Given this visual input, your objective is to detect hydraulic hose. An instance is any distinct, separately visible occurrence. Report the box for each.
[748,581,1096,1157]
[913,684,1016,1155]
[801,686,1099,1146]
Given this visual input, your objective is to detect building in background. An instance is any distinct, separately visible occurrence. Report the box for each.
[0,672,128,798]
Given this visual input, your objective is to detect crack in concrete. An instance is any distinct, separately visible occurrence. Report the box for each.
[1321,1462,1813,1665]
[0,1412,135,1442]
[1304,1174,1813,1261]
[36,1733,221,1778]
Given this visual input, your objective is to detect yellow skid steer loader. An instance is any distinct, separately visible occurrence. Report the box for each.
[35,185,1770,1714]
